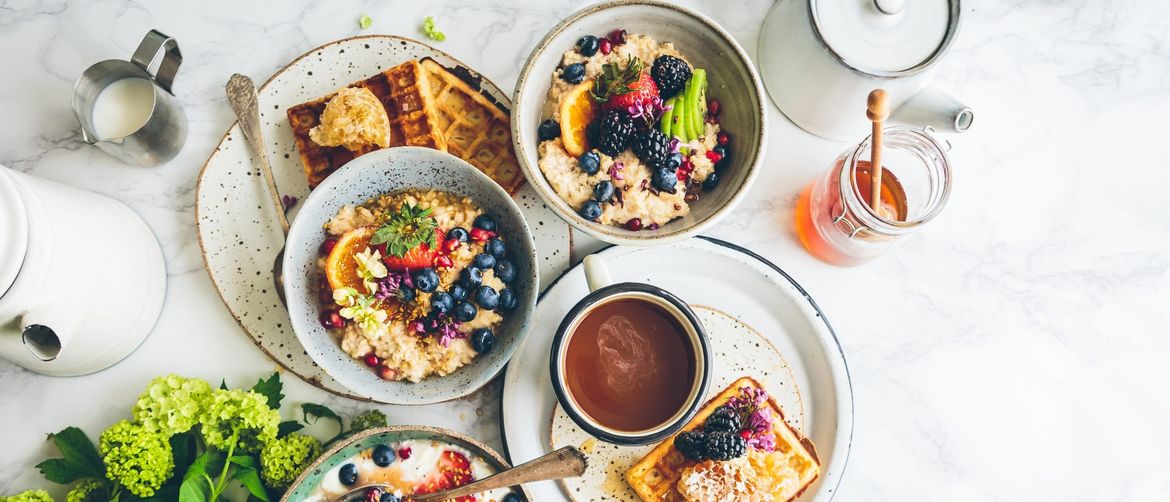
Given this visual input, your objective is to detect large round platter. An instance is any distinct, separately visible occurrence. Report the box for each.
[501,237,853,501]
[196,35,572,400]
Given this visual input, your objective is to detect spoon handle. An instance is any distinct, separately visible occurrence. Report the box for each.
[225,73,290,235]
[411,447,588,502]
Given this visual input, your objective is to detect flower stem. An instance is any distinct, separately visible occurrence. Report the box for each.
[208,430,240,502]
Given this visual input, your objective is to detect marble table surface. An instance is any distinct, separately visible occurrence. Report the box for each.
[2,0,1169,500]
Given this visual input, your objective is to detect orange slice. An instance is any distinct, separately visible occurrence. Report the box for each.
[559,80,596,157]
[325,226,377,292]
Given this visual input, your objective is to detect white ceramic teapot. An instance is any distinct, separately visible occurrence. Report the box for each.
[0,165,165,376]
[758,0,973,140]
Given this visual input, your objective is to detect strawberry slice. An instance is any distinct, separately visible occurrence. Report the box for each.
[382,229,444,271]
[604,72,659,111]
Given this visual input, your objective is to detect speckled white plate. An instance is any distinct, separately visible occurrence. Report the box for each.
[196,35,571,401]
[550,306,803,501]
[501,237,853,501]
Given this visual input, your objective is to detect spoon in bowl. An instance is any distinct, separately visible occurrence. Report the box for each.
[225,73,289,304]
[329,446,588,502]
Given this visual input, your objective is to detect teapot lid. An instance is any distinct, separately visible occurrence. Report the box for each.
[812,0,960,76]
[0,167,28,296]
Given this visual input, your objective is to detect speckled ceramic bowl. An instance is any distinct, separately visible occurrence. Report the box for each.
[282,147,537,404]
[281,426,531,501]
[512,0,767,246]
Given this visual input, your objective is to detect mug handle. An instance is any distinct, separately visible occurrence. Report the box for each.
[582,255,611,292]
[131,29,182,94]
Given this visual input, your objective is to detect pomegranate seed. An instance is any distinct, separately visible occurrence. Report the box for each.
[435,255,453,268]
[319,311,345,329]
[676,169,689,181]
[443,239,462,253]
[740,429,752,439]
[707,99,721,117]
[706,151,723,164]
[364,353,380,367]
[607,29,627,46]
[470,228,496,243]
[378,366,397,380]
[398,447,412,460]
[319,238,338,256]
[364,488,383,502]
[648,223,660,230]
[599,38,612,55]
[624,218,643,231]
[717,132,730,146]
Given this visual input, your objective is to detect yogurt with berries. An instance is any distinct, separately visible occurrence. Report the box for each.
[536,30,732,230]
[305,439,523,502]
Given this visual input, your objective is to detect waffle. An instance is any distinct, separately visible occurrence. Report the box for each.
[626,377,821,502]
[287,60,447,188]
[419,58,525,193]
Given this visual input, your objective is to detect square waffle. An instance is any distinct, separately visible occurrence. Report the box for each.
[626,377,821,502]
[286,60,447,188]
[419,58,525,193]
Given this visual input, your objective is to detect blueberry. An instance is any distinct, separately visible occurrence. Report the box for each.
[485,238,506,257]
[473,252,497,270]
[446,226,470,242]
[449,283,469,302]
[577,151,601,175]
[702,171,720,192]
[431,291,454,313]
[538,119,561,141]
[475,285,500,310]
[502,493,523,502]
[561,63,586,84]
[339,463,358,485]
[576,35,600,57]
[372,444,395,467]
[712,145,730,164]
[412,268,439,293]
[494,259,517,283]
[453,301,478,322]
[380,494,400,502]
[460,267,483,288]
[579,200,603,221]
[593,180,615,203]
[651,168,678,193]
[473,214,497,232]
[498,288,518,312]
[398,286,416,302]
[471,328,496,354]
[666,152,684,170]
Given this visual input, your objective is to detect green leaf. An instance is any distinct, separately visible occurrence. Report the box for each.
[250,372,284,410]
[359,14,373,29]
[371,204,439,258]
[219,379,229,390]
[171,431,198,474]
[230,462,269,502]
[179,452,216,502]
[36,427,104,483]
[301,403,344,432]
[277,420,305,438]
[35,458,88,484]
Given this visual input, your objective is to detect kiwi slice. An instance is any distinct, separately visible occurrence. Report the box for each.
[684,69,707,140]
[692,70,708,135]
[672,93,690,141]
[659,96,676,137]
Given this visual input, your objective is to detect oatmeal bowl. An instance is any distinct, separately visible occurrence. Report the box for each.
[282,147,537,404]
[512,0,766,245]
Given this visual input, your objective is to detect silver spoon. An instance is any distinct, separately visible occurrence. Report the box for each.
[330,446,588,502]
[225,73,289,304]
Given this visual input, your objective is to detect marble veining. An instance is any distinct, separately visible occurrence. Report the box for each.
[1,0,1169,500]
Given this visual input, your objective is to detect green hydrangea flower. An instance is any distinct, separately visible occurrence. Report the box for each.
[259,433,321,488]
[65,479,106,502]
[200,388,280,453]
[0,490,54,502]
[349,409,387,432]
[99,420,174,498]
[132,374,211,434]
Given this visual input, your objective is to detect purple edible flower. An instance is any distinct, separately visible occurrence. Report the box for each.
[281,195,298,213]
[747,433,776,452]
[607,161,625,181]
[374,271,409,302]
[435,319,464,347]
[407,319,426,335]
[668,137,680,152]
[627,96,671,123]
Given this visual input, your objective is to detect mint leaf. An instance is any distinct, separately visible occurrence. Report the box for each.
[36,427,103,483]
[251,372,284,410]
[302,403,344,433]
[277,420,304,438]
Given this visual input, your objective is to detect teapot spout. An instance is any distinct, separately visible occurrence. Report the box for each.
[891,85,974,134]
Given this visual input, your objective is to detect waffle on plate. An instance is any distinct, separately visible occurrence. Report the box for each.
[626,377,820,502]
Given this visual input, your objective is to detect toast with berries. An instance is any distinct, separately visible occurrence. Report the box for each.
[625,376,821,502]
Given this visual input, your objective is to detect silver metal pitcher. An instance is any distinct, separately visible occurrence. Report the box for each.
[71,29,187,166]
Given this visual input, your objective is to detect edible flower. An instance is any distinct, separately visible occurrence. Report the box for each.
[354,247,388,293]
[608,161,625,181]
[434,316,464,347]
[359,14,373,30]
[338,294,388,336]
[627,95,671,123]
[728,386,777,452]
[422,16,446,41]
[333,287,361,308]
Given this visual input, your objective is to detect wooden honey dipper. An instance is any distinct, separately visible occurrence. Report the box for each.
[866,89,889,213]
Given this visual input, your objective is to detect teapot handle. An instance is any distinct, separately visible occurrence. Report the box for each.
[131,29,182,94]
[891,85,974,134]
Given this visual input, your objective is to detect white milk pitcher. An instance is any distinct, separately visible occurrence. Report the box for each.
[0,165,166,376]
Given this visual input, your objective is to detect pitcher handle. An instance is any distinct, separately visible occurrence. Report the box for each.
[131,29,182,94]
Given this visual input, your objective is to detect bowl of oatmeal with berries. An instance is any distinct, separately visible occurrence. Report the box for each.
[512,0,766,245]
[282,147,537,404]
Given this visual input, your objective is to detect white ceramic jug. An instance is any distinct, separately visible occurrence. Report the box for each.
[0,165,165,376]
[758,0,974,140]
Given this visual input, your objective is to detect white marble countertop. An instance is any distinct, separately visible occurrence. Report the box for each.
[2,0,1169,500]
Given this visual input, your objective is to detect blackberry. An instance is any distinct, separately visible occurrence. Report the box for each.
[704,406,741,434]
[631,129,671,168]
[651,55,692,99]
[590,109,636,156]
[703,430,747,461]
[674,430,708,461]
